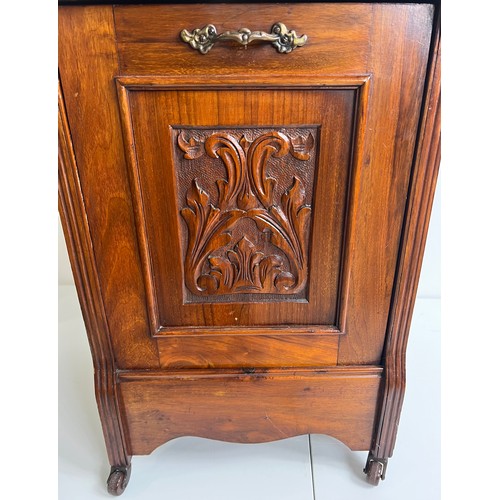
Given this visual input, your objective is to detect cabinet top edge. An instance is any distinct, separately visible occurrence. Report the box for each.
[59,0,440,6]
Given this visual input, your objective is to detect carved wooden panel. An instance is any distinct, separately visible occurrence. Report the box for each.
[173,127,318,303]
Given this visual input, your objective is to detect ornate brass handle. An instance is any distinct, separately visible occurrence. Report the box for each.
[180,22,307,54]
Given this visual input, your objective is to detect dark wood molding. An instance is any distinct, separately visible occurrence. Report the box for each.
[117,365,383,381]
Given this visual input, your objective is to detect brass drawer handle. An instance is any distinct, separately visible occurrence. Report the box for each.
[180,22,307,54]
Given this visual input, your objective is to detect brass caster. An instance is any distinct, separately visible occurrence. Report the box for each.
[107,464,131,496]
[364,454,387,486]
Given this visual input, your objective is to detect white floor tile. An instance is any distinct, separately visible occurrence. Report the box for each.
[58,285,314,500]
[310,298,440,499]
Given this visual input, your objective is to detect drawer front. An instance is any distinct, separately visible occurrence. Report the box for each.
[113,3,370,76]
[59,3,434,369]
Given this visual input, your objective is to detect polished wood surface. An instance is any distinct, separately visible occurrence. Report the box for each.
[113,3,371,76]
[158,335,339,369]
[58,1,440,491]
[118,367,382,454]
[58,82,131,473]
[60,2,434,365]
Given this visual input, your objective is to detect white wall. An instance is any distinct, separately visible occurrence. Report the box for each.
[58,217,74,285]
[416,175,441,298]
[58,176,441,297]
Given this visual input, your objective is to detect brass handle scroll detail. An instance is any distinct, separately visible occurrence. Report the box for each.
[180,23,307,54]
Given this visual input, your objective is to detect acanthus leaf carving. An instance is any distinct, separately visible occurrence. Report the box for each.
[290,132,315,160]
[274,176,311,269]
[181,179,244,293]
[247,131,289,208]
[177,131,204,160]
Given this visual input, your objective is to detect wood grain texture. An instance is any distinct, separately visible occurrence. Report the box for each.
[59,82,130,469]
[157,334,339,369]
[58,5,158,369]
[371,15,441,461]
[61,2,434,362]
[118,367,382,453]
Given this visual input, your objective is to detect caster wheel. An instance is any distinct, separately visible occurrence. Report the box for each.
[107,465,131,496]
[365,459,384,486]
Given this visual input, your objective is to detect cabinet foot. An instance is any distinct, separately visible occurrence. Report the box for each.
[363,453,387,486]
[107,464,131,496]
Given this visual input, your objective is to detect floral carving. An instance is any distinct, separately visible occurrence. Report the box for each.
[177,132,204,160]
[177,129,316,296]
[290,133,315,160]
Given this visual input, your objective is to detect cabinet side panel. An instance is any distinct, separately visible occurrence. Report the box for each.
[58,6,158,368]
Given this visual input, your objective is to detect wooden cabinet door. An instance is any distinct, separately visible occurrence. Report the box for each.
[59,3,434,370]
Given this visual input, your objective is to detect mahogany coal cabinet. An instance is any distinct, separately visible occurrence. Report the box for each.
[58,0,441,494]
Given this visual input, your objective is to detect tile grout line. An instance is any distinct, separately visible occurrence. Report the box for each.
[308,434,317,500]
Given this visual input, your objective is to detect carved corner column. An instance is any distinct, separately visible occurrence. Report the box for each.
[58,83,132,495]
[366,19,440,486]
